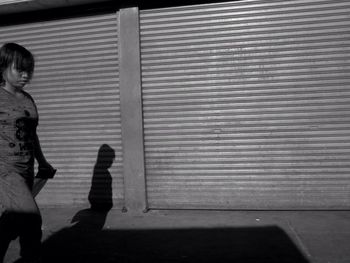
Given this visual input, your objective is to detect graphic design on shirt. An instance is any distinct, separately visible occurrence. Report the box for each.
[14,113,36,157]
[0,112,16,148]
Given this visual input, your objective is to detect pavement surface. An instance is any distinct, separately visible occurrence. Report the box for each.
[4,208,350,263]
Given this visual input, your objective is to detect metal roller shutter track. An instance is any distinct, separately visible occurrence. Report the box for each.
[140,0,350,209]
[0,13,124,207]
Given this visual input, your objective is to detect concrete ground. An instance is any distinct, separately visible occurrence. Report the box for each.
[4,208,350,263]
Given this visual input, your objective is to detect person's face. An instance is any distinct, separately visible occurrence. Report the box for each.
[2,63,31,89]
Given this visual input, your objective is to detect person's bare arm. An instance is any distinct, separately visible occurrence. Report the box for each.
[33,130,55,177]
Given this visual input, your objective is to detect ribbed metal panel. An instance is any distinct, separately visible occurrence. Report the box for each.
[140,0,350,209]
[0,13,123,207]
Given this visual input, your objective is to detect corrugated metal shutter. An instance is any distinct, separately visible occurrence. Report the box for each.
[0,13,123,208]
[140,0,350,209]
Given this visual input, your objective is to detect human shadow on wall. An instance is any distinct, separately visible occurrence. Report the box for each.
[88,144,115,212]
[47,144,115,246]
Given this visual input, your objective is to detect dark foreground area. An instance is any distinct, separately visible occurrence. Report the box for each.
[41,209,307,263]
[5,208,350,263]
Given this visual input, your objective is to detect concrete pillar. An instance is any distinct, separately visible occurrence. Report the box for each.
[118,7,148,213]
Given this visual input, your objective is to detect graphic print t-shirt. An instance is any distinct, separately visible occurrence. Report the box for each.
[0,87,38,180]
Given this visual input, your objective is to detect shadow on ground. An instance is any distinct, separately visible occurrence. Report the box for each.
[41,208,309,263]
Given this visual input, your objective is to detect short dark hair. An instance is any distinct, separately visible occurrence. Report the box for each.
[0,43,35,84]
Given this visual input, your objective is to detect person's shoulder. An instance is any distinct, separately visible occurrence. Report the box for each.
[21,90,36,104]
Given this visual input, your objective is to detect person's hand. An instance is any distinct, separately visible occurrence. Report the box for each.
[36,162,57,179]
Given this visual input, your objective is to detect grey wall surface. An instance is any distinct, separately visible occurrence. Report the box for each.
[140,0,350,209]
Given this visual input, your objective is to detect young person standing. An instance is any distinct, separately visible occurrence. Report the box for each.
[0,43,55,263]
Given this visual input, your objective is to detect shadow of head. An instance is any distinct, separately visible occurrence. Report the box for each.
[88,144,115,212]
[95,144,116,169]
